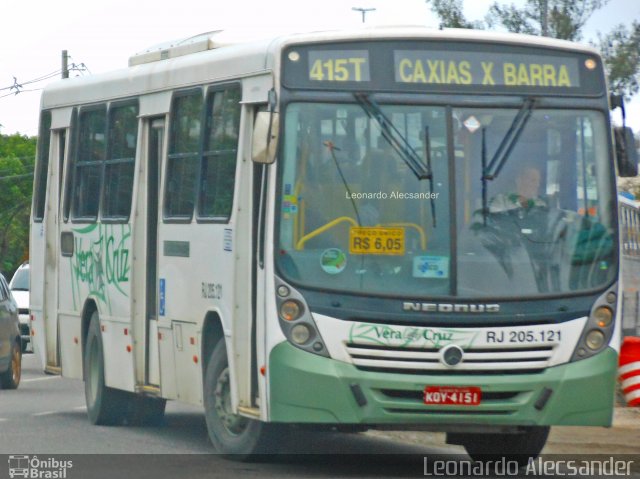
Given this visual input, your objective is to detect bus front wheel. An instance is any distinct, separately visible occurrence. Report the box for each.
[204,339,279,458]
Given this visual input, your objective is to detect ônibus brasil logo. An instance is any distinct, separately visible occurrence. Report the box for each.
[8,455,73,478]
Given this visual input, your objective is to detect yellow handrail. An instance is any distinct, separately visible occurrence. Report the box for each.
[382,223,427,250]
[295,217,427,252]
[296,216,358,250]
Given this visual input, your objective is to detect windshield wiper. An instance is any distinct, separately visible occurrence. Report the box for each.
[354,93,431,181]
[483,97,536,181]
[480,97,536,223]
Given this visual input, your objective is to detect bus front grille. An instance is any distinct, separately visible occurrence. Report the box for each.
[345,343,555,374]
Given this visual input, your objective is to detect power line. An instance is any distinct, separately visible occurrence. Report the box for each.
[0,166,35,176]
[0,88,43,100]
[0,155,37,162]
[0,173,34,181]
[0,71,60,93]
[0,62,90,99]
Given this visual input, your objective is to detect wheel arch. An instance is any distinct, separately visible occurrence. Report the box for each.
[80,299,99,371]
[201,311,226,378]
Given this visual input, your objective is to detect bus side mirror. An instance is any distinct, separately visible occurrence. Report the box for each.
[252,110,279,164]
[615,126,638,177]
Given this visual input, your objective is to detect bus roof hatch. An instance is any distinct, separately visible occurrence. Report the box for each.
[128,30,246,66]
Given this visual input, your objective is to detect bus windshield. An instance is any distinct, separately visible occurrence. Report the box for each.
[276,101,616,299]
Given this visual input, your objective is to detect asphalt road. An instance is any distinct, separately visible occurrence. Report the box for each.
[1,354,638,479]
[0,354,463,478]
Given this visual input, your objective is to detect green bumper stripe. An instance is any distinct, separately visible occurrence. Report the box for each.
[269,342,617,426]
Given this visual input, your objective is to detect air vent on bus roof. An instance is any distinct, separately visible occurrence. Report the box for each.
[128,30,251,66]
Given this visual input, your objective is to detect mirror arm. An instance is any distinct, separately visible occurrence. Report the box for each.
[610,93,627,127]
[266,89,277,154]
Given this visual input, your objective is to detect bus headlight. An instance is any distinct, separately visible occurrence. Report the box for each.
[274,277,329,357]
[291,324,311,344]
[585,329,605,350]
[280,300,303,321]
[593,306,613,328]
[571,286,617,362]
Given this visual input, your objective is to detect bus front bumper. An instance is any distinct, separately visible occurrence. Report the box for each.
[268,342,617,427]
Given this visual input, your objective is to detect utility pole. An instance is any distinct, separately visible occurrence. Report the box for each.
[352,7,376,23]
[62,50,69,79]
[540,0,549,37]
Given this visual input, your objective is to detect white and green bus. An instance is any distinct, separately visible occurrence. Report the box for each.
[30,27,636,461]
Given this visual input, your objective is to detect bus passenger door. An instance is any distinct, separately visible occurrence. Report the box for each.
[145,118,164,386]
[45,129,66,374]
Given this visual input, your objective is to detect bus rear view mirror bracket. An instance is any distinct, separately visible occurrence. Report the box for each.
[252,110,279,164]
[614,126,638,177]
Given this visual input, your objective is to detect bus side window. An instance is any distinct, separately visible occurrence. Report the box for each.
[164,90,202,220]
[33,111,52,223]
[72,106,106,221]
[198,85,241,220]
[102,103,139,221]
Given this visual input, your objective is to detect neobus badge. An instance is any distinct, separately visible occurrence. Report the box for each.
[403,302,500,313]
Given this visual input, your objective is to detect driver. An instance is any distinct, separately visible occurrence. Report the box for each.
[489,166,546,213]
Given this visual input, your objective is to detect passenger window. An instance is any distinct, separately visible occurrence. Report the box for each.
[72,107,106,220]
[62,110,77,222]
[199,86,241,220]
[103,103,139,220]
[165,92,202,220]
[33,111,52,222]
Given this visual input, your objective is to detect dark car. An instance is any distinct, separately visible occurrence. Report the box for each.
[0,273,21,389]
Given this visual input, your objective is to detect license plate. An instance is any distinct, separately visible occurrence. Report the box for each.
[423,386,482,406]
[349,227,405,255]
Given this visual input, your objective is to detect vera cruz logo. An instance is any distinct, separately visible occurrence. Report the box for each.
[348,323,478,349]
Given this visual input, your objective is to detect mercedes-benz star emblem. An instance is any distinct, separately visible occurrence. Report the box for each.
[440,344,464,367]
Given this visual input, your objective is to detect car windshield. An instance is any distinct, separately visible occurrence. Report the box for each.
[10,267,29,291]
[276,102,615,299]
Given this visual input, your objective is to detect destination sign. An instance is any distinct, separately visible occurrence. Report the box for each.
[394,50,580,88]
[308,50,370,82]
[282,41,603,95]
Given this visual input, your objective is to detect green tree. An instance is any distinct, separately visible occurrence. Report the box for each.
[426,0,484,29]
[486,0,609,41]
[0,133,36,277]
[426,0,608,40]
[426,0,640,111]
[597,21,640,100]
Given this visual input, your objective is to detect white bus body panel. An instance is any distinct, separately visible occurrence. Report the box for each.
[30,220,46,370]
[58,313,82,378]
[57,222,137,391]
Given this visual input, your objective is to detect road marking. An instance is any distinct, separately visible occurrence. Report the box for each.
[22,376,60,383]
[32,410,57,417]
[32,406,86,417]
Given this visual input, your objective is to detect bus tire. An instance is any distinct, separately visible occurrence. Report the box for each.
[83,311,128,425]
[455,426,549,467]
[203,339,277,458]
[0,339,21,389]
[126,395,167,427]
